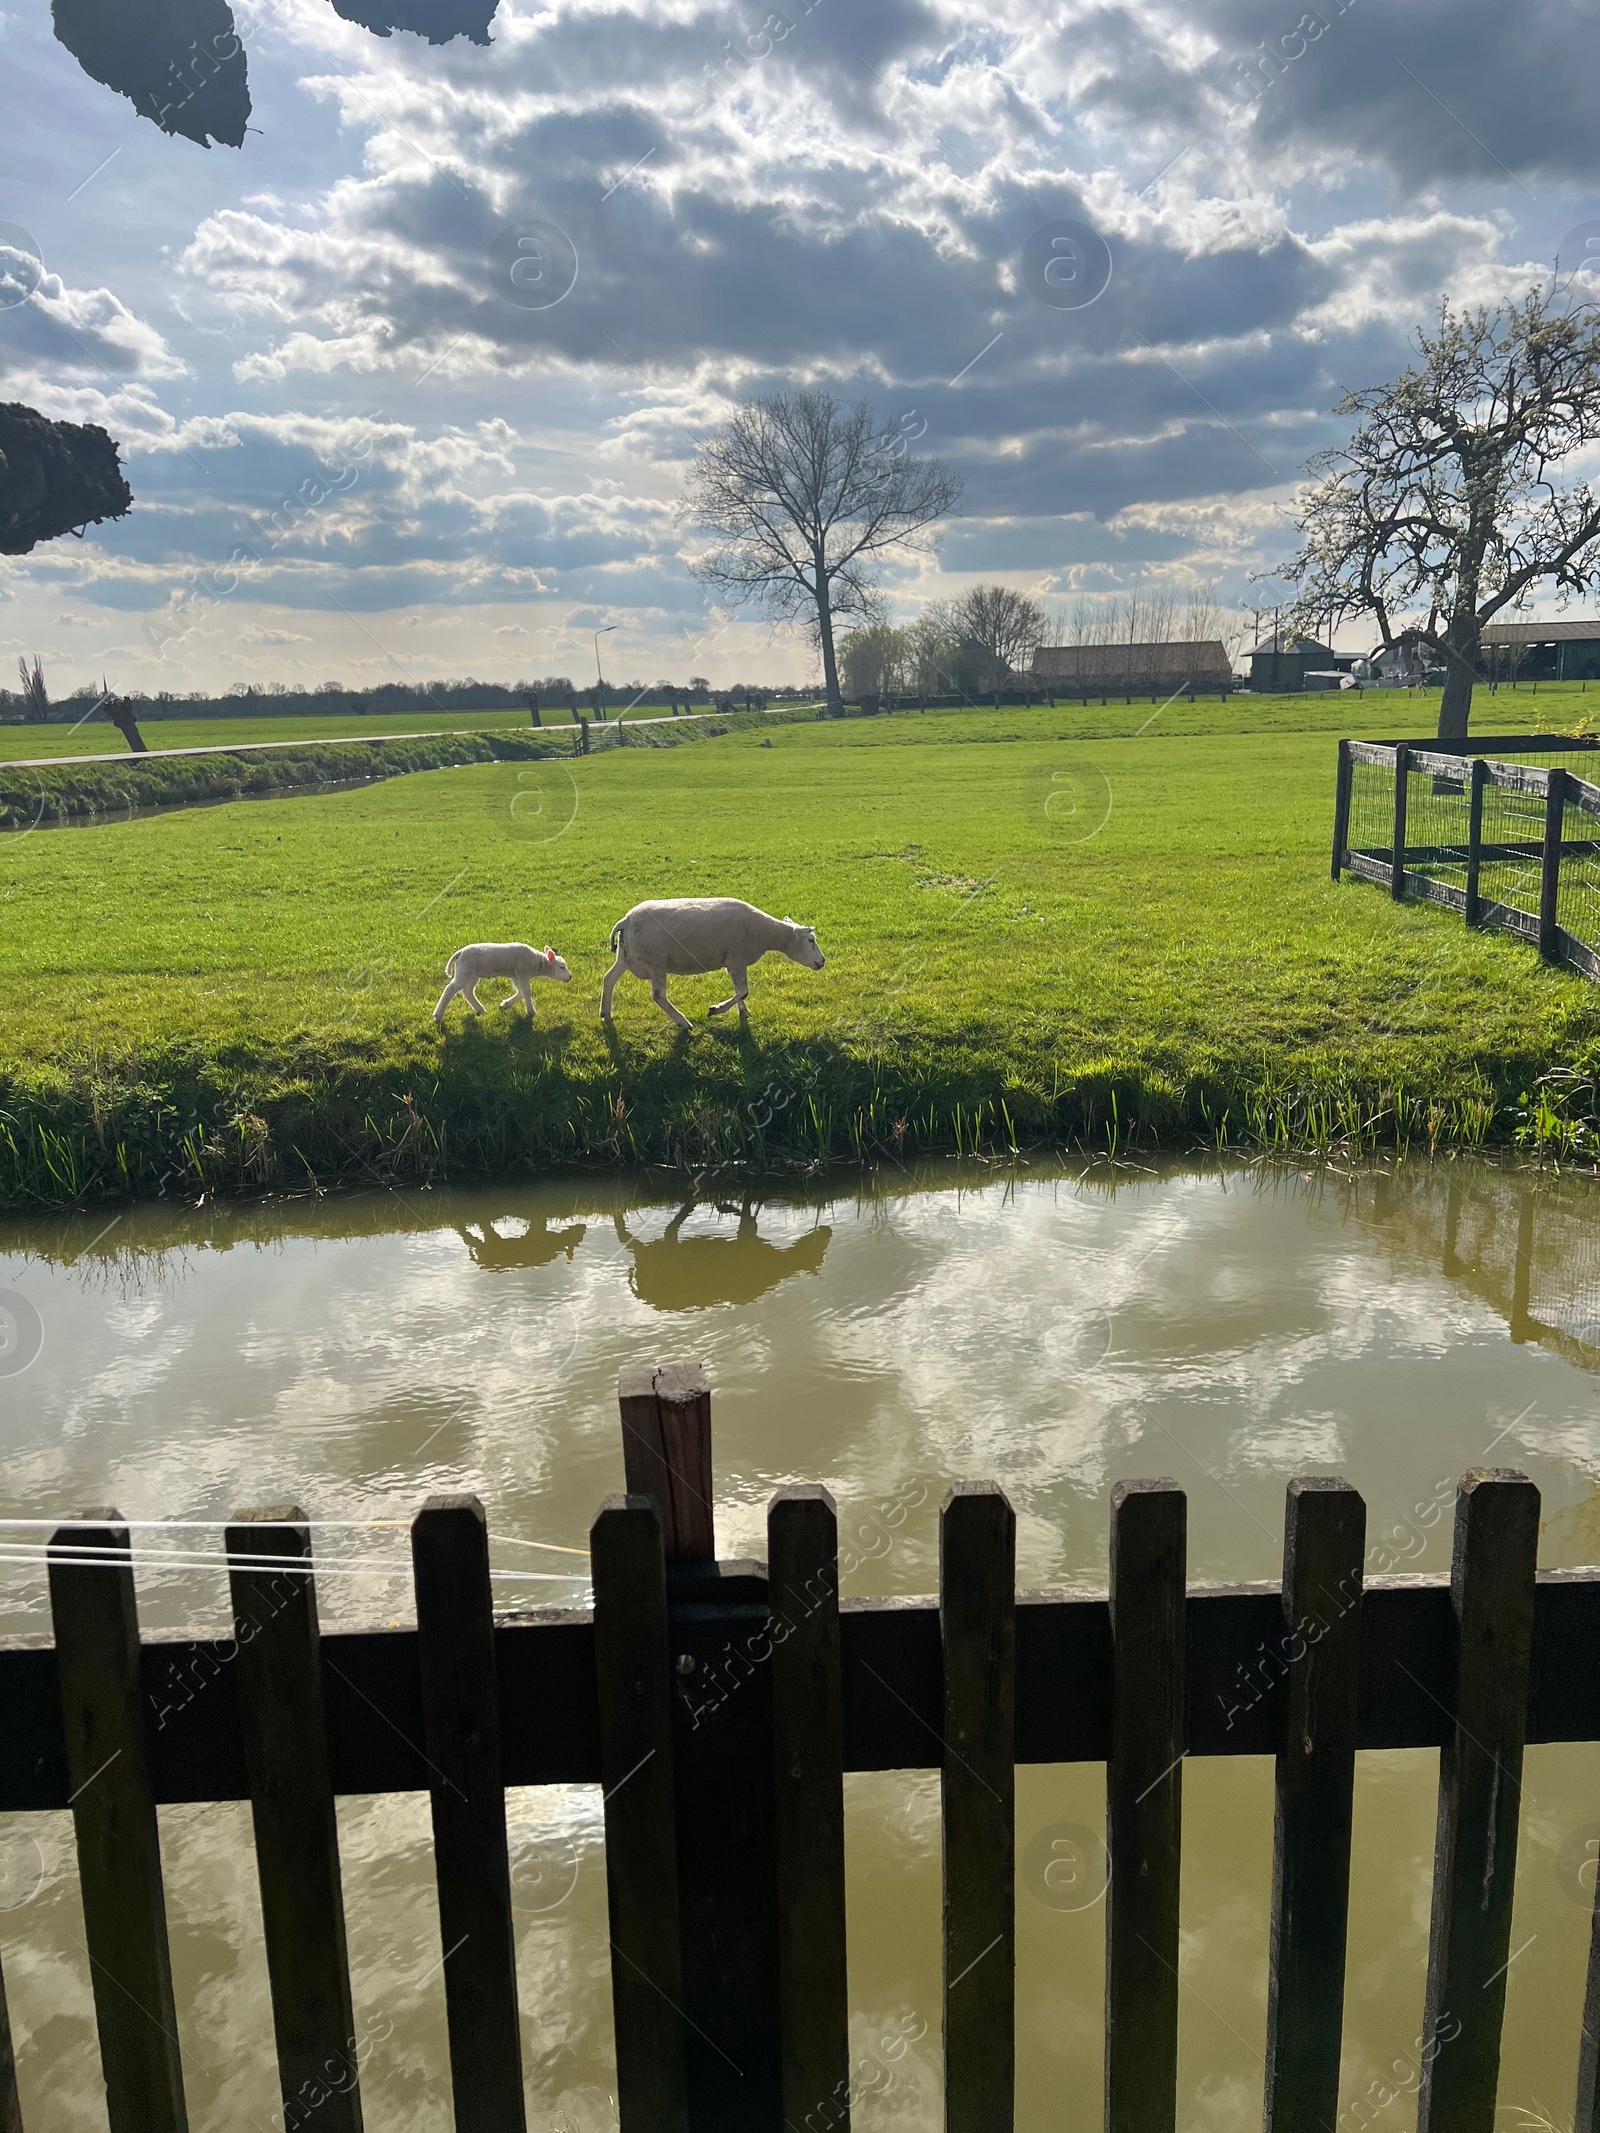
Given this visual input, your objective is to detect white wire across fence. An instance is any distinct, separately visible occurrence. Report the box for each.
[1334,734,1600,979]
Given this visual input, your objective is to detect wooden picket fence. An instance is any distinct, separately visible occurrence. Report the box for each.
[2,1363,1599,2131]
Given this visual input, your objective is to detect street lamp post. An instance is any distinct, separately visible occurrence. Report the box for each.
[588,627,614,695]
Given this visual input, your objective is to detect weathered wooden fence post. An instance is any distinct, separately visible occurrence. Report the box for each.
[227,1510,365,2133]
[768,1488,849,2132]
[619,1363,715,1562]
[592,1494,690,2133]
[616,1365,784,2131]
[941,1484,1016,2133]
[1540,766,1568,960]
[1331,739,1353,881]
[1416,1471,1539,2133]
[1262,1479,1365,2133]
[1464,758,1487,924]
[1105,1480,1186,2133]
[411,1496,526,2133]
[0,1952,19,2133]
[1391,744,1411,899]
[49,1516,188,2133]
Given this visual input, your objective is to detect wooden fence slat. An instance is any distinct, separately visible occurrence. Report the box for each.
[617,1365,715,1564]
[1392,745,1411,899]
[0,1945,19,2133]
[768,1487,849,2133]
[47,1516,188,2133]
[941,1483,1015,2133]
[1415,1470,1540,2133]
[410,1497,525,2133]
[1262,1479,1365,2133]
[591,1495,688,2133]
[1576,1858,1600,2128]
[226,1510,364,2133]
[1105,1480,1186,2133]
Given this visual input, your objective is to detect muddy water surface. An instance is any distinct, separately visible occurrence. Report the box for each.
[1,1158,1599,2131]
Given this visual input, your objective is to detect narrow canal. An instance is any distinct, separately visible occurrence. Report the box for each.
[1,1157,1597,2130]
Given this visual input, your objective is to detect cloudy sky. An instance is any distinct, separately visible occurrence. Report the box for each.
[1,0,1597,694]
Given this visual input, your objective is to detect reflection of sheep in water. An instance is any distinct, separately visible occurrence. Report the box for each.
[613,1200,831,1312]
[455,1217,587,1270]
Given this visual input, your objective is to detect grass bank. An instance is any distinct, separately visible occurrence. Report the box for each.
[3,693,1599,1209]
[0,708,790,830]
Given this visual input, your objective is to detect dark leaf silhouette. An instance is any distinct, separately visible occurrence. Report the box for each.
[326,0,497,43]
[0,403,132,556]
[52,0,250,148]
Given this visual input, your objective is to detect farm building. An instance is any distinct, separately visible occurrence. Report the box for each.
[1478,619,1600,682]
[1245,635,1357,691]
[1031,639,1233,695]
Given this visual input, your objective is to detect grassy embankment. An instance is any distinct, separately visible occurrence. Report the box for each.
[2,687,1598,1208]
[0,710,790,831]
[0,698,796,762]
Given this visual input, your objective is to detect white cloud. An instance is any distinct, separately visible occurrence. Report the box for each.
[2,0,1589,686]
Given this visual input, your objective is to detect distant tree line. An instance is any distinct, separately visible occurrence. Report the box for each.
[0,668,817,725]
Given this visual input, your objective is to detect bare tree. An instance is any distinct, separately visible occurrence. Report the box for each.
[839,624,909,702]
[904,608,961,698]
[951,583,1048,691]
[684,391,962,716]
[16,656,47,722]
[1181,581,1246,668]
[1283,284,1600,738]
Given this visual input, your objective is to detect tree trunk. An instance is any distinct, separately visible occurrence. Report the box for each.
[1436,613,1480,741]
[814,575,844,717]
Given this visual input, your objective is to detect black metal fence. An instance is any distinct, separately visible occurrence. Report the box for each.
[1333,735,1600,977]
[7,1365,1600,2131]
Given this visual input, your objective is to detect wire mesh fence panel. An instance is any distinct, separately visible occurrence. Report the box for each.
[1337,741,1600,976]
[1475,775,1546,928]
[1557,787,1600,959]
[1401,761,1473,895]
[1347,757,1395,864]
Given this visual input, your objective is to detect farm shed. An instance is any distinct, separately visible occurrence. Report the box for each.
[1246,635,1355,691]
[1479,619,1600,682]
[1031,639,1233,695]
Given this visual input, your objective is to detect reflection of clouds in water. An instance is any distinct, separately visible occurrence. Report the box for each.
[506,1783,600,1917]
[2,1167,1599,2124]
[61,1301,193,1437]
[788,1175,1582,1586]
[816,1189,1193,1498]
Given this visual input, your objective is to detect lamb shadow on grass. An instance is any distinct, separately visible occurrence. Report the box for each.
[436,1012,576,1061]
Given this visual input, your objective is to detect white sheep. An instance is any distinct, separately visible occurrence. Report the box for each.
[434,942,572,1024]
[601,897,825,1031]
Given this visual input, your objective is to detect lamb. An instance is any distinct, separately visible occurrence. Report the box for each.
[434,942,572,1024]
[601,898,825,1032]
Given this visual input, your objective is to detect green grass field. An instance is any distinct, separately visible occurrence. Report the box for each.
[0,678,1584,761]
[0,704,655,761]
[3,686,1599,1207]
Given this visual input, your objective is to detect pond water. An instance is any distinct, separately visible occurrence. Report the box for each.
[2,1156,1599,2132]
